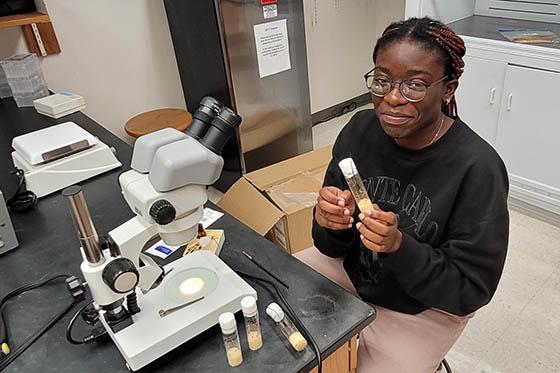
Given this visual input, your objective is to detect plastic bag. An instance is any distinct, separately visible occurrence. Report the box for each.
[499,29,560,45]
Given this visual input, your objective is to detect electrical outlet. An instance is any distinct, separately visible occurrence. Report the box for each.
[0,190,18,255]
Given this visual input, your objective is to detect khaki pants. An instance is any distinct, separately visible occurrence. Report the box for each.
[294,246,471,373]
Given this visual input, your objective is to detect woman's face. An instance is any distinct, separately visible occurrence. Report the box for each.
[371,40,457,148]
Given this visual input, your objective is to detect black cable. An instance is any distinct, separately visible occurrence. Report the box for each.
[236,271,322,373]
[0,275,76,371]
[0,275,70,346]
[312,101,359,127]
[6,168,37,212]
[66,300,95,345]
[0,300,76,371]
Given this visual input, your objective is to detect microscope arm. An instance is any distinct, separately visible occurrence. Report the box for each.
[109,216,163,292]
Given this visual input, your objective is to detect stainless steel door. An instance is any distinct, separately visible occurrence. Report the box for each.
[216,0,313,172]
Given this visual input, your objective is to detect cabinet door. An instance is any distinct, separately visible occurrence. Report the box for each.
[496,64,560,191]
[455,56,506,145]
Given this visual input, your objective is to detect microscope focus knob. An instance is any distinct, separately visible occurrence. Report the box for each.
[102,258,139,294]
[149,199,176,225]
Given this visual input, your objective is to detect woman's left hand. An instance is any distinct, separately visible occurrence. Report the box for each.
[356,206,402,253]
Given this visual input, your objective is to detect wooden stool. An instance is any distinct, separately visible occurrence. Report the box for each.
[125,108,193,138]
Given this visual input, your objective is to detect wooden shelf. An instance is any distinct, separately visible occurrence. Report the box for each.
[0,11,50,29]
[0,11,60,55]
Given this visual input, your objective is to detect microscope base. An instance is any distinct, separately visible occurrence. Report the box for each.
[100,250,256,371]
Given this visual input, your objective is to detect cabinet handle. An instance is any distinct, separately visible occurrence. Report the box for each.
[489,88,496,105]
[506,93,513,111]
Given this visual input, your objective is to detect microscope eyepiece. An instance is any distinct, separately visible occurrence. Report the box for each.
[217,106,242,127]
[185,96,224,140]
[200,107,242,155]
[200,96,223,113]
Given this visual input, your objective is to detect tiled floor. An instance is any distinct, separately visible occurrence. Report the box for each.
[312,103,374,150]
[313,105,560,373]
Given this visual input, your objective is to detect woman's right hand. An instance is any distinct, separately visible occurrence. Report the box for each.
[315,186,356,230]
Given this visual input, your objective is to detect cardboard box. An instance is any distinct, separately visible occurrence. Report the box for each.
[218,145,333,254]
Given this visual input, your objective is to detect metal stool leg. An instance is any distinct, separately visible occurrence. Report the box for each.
[436,359,452,373]
[442,358,452,373]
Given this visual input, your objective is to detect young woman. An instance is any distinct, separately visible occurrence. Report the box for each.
[296,17,509,372]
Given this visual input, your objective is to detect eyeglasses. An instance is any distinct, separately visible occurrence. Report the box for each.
[364,68,448,102]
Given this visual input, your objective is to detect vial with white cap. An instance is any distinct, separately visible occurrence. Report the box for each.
[266,302,307,352]
[338,157,374,213]
[218,312,243,367]
[199,236,212,251]
[241,296,262,350]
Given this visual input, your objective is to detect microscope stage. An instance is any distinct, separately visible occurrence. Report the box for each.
[100,250,256,371]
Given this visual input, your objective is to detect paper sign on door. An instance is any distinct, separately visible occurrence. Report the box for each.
[253,19,291,78]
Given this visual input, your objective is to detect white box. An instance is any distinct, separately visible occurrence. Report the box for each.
[33,91,85,118]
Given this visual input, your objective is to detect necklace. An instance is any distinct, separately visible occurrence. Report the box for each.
[428,114,445,146]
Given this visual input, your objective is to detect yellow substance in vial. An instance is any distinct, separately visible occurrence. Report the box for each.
[357,198,374,213]
[289,332,307,351]
[227,347,243,367]
[248,331,263,350]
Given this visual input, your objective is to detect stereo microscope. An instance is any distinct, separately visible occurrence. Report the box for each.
[64,97,256,371]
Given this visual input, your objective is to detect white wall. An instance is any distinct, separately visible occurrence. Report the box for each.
[304,0,405,114]
[0,0,186,144]
[375,1,407,45]
[0,27,28,56]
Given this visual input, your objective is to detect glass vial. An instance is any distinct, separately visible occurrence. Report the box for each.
[266,302,307,352]
[241,296,263,350]
[218,312,243,367]
[338,157,374,213]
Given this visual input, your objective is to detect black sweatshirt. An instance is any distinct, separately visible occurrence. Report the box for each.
[312,110,509,316]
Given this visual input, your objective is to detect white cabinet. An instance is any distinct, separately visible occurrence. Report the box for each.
[475,0,560,24]
[495,64,560,213]
[405,0,560,24]
[406,0,560,215]
[457,41,560,215]
[456,56,506,145]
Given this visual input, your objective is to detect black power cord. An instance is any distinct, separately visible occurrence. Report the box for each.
[0,275,82,371]
[66,300,94,345]
[236,270,322,373]
[66,299,107,345]
[6,168,37,212]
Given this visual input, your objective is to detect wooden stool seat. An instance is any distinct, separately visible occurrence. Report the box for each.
[125,108,193,138]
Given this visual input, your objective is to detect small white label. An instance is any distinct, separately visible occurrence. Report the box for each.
[272,219,287,249]
[201,208,224,229]
[145,239,181,259]
[263,4,278,19]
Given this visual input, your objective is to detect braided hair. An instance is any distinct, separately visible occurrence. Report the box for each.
[373,17,466,117]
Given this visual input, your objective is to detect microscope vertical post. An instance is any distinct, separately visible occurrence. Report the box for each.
[63,185,105,266]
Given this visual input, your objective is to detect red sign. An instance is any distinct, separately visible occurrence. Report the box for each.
[261,0,277,4]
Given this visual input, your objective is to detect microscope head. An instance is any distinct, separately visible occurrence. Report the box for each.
[131,101,242,192]
[149,106,241,191]
[122,97,242,246]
